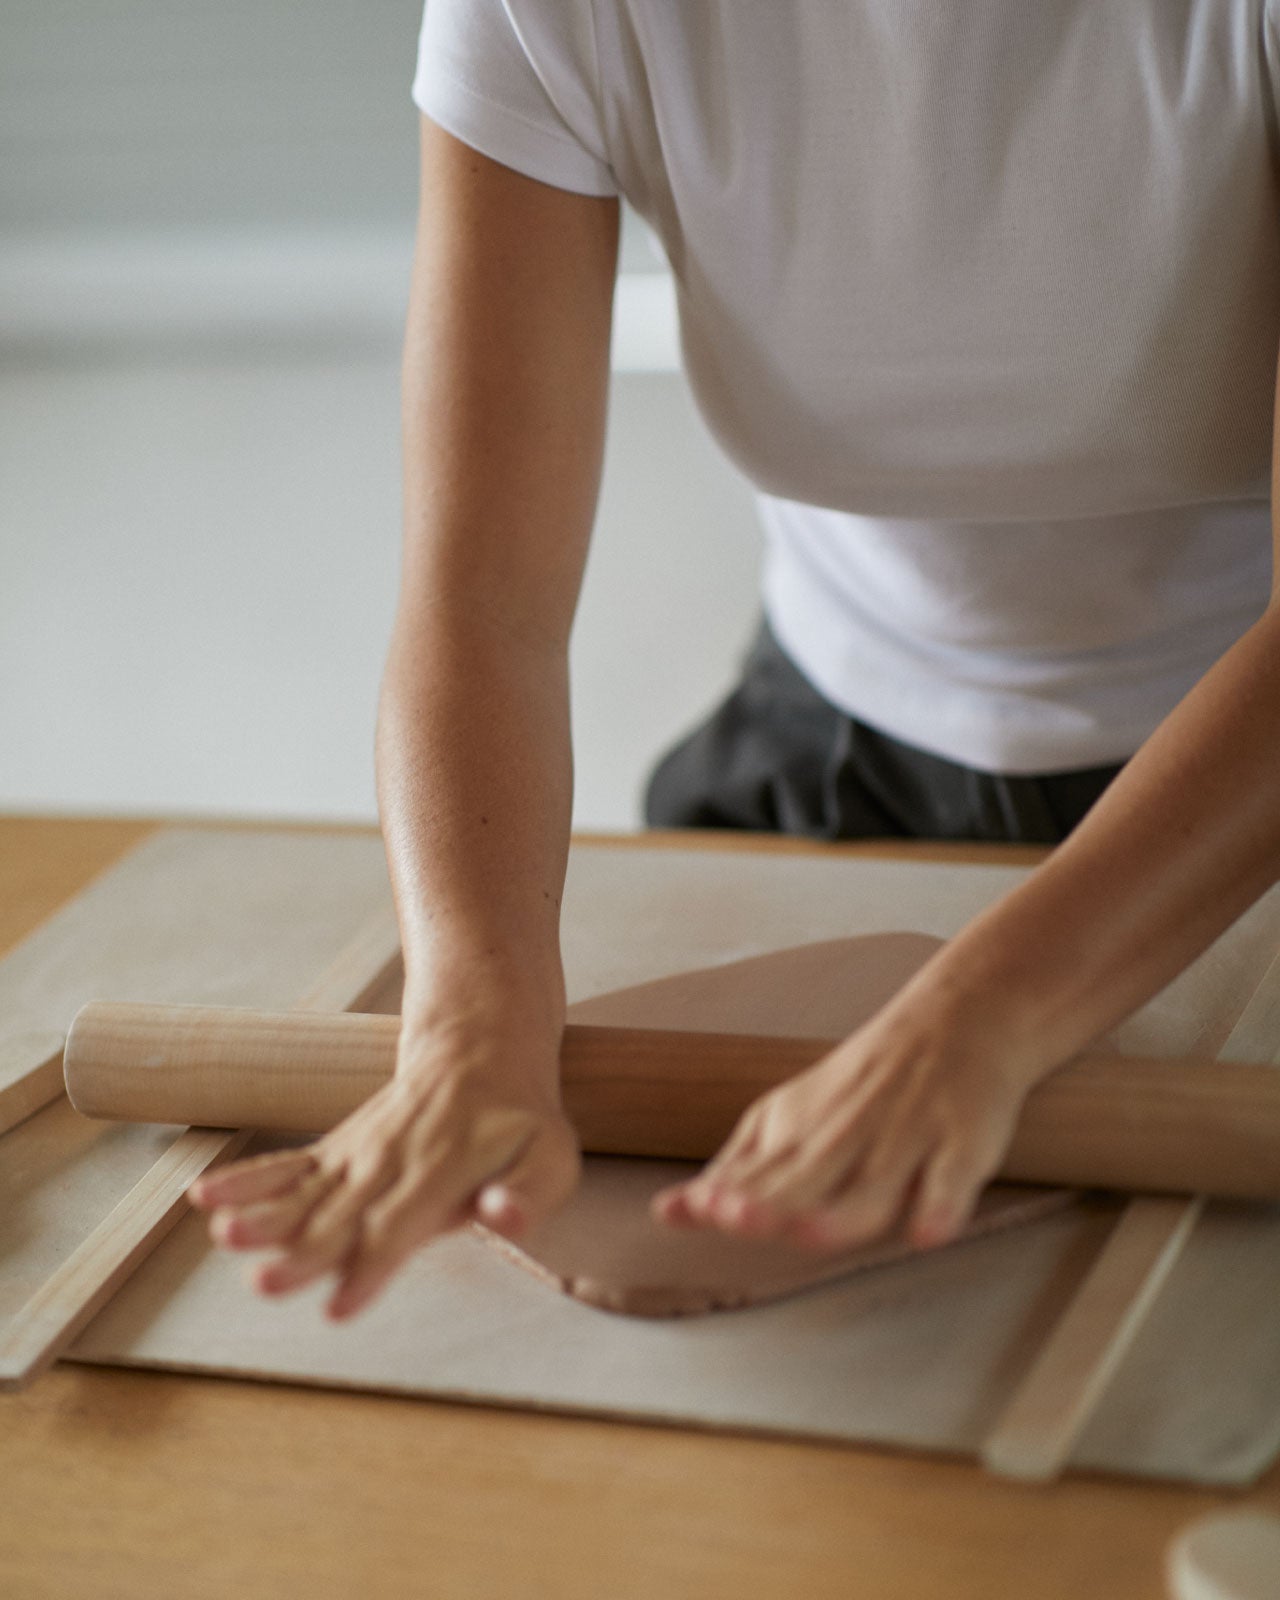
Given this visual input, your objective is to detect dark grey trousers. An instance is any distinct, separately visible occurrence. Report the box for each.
[644,622,1126,846]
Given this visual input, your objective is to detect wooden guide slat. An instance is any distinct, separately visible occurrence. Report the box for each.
[0,904,402,1390]
[0,1031,67,1138]
[982,947,1280,1481]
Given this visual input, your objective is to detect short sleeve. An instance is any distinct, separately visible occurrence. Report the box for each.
[412,0,619,196]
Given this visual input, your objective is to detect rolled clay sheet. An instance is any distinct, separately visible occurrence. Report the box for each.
[478,1157,1072,1317]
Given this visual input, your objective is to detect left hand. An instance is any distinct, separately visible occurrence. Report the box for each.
[187,1013,579,1321]
[652,991,1046,1252]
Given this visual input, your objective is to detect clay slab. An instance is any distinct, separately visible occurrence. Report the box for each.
[555,846,1280,1061]
[482,1159,1071,1317]
[502,931,1071,1316]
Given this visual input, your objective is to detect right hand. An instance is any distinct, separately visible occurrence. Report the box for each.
[187,1024,580,1321]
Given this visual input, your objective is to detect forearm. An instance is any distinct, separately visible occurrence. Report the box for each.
[665,602,1280,1251]
[917,604,1280,1074]
[375,123,616,1086]
[376,604,572,1075]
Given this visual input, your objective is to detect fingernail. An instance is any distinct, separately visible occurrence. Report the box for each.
[478,1185,523,1226]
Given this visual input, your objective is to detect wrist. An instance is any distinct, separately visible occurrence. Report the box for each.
[883,933,1068,1091]
[397,961,565,1089]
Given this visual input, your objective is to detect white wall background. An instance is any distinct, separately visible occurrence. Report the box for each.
[0,0,762,830]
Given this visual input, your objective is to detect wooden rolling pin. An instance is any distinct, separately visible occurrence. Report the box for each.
[64,1000,1280,1201]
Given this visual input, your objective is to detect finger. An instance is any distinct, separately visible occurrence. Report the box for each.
[658,1174,736,1229]
[672,1142,801,1235]
[290,1159,399,1253]
[664,1115,767,1226]
[734,1092,924,1228]
[188,1147,317,1209]
[907,1144,993,1250]
[656,1181,778,1239]
[262,1116,538,1302]
[787,1155,923,1252]
[247,1170,393,1296]
[650,1184,700,1227]
[210,1164,343,1250]
[474,1133,579,1239]
[700,1140,864,1239]
[325,1228,428,1322]
[323,1179,480,1322]
[251,1222,357,1297]
[679,1111,859,1237]
[681,1070,864,1223]
[676,1174,777,1233]
[655,1179,782,1235]
[708,1106,764,1171]
[687,1101,766,1195]
[359,1153,485,1252]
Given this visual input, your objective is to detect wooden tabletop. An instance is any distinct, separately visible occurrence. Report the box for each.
[0,814,1275,1600]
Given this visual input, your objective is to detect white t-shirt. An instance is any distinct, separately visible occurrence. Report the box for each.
[412,0,1280,773]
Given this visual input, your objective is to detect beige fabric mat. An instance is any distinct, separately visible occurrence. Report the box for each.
[4,830,1279,1482]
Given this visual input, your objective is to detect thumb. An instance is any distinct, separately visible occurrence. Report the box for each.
[475,1124,580,1239]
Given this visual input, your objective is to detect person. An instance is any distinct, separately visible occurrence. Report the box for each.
[189,1,1280,1320]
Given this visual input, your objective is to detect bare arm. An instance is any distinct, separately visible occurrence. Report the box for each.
[383,117,617,1058]
[948,341,1280,1051]
[191,121,619,1315]
[662,345,1280,1250]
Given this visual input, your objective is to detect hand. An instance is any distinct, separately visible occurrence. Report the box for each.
[652,992,1044,1253]
[188,1030,579,1320]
